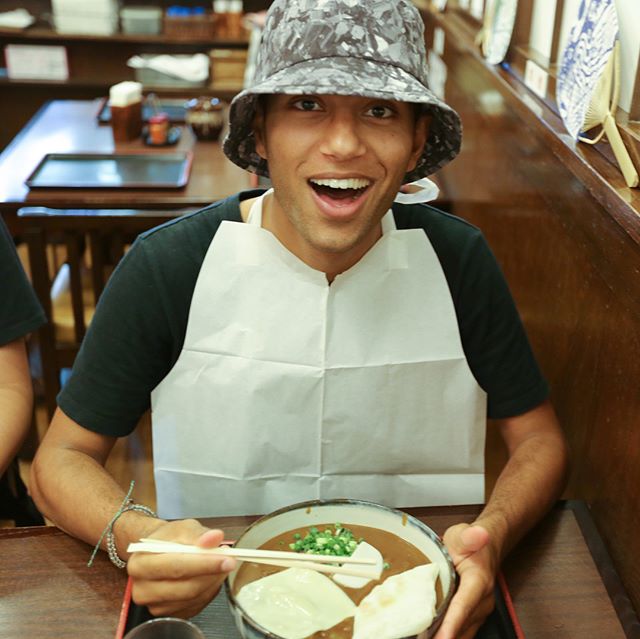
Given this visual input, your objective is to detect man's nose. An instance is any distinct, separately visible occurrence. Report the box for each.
[318,111,367,160]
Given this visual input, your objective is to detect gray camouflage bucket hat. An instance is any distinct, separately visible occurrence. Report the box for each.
[222,0,462,183]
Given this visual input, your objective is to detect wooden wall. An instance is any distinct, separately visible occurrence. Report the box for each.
[421,10,640,619]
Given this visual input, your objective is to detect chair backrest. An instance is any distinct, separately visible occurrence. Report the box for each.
[17,207,193,419]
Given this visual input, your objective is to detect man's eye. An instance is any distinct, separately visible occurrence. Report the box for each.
[367,105,394,118]
[293,99,321,111]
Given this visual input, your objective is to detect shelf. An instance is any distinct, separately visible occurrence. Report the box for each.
[0,26,249,48]
[0,75,242,99]
[0,7,251,148]
[420,6,640,243]
[0,23,247,101]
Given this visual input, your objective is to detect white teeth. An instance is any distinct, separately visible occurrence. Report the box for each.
[310,178,370,189]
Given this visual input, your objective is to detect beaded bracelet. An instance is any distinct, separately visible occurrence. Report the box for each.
[105,503,157,568]
[88,481,157,569]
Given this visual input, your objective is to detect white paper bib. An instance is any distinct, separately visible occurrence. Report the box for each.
[151,192,487,518]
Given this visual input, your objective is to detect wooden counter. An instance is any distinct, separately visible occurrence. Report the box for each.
[418,4,640,621]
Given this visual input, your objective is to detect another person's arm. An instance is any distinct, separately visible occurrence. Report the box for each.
[0,338,35,476]
[0,214,46,478]
[30,408,236,618]
[436,399,569,639]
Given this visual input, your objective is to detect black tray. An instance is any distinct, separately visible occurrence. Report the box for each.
[25,152,193,189]
[119,580,522,639]
[97,97,188,124]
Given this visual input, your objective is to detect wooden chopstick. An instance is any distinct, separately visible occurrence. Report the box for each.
[127,540,381,579]
[134,538,377,565]
[232,557,380,579]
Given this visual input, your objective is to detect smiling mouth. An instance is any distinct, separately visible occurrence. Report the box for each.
[309,177,371,201]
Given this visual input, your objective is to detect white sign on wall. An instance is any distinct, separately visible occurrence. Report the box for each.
[530,0,558,62]
[433,27,446,57]
[524,58,549,99]
[614,0,640,114]
[5,44,69,81]
[470,0,485,20]
[428,50,448,100]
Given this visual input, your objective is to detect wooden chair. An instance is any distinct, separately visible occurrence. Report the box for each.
[17,207,191,420]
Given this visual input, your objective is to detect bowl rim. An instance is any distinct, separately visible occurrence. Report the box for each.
[224,498,457,639]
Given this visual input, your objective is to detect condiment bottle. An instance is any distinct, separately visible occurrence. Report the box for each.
[109,81,143,142]
[227,0,244,38]
[148,112,170,145]
[213,0,229,37]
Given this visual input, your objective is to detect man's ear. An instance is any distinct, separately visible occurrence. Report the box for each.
[253,101,268,160]
[406,113,431,174]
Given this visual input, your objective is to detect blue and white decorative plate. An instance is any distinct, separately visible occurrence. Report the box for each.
[482,0,518,65]
[556,0,618,139]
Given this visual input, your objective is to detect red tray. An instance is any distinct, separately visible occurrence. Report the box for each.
[116,570,525,639]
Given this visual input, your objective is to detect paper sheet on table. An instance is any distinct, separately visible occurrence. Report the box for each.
[127,53,210,82]
[0,9,35,29]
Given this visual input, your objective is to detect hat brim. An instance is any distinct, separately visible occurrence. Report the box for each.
[223,56,462,183]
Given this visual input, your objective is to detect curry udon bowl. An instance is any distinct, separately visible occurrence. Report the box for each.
[224,499,456,639]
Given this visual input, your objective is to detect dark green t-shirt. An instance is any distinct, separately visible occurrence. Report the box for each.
[59,191,548,436]
[0,215,46,345]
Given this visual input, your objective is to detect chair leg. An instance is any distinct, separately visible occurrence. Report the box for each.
[25,228,60,421]
[65,231,86,344]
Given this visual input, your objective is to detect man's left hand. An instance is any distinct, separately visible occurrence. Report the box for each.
[434,523,498,639]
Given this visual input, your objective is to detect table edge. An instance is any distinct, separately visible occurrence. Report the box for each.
[564,501,640,639]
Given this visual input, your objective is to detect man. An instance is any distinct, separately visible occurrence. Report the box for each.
[0,214,46,526]
[31,1,568,637]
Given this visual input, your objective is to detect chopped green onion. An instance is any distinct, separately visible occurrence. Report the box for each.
[288,523,362,557]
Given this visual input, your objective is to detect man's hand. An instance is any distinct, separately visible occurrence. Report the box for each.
[433,401,568,639]
[434,524,497,639]
[127,519,237,619]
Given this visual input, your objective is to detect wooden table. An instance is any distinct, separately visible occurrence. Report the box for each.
[0,502,636,639]
[0,98,256,414]
[0,99,254,225]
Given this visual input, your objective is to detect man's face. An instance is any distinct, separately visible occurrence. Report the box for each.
[253,94,428,277]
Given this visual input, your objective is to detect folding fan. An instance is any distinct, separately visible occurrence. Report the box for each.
[557,0,638,187]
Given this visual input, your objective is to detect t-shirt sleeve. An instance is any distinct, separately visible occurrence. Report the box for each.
[0,216,46,346]
[58,237,177,436]
[454,231,549,419]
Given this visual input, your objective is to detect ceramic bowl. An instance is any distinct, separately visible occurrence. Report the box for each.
[225,499,456,639]
[185,96,226,141]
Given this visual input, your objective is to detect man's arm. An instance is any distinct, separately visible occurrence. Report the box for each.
[435,399,569,639]
[30,408,236,618]
[0,338,35,476]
